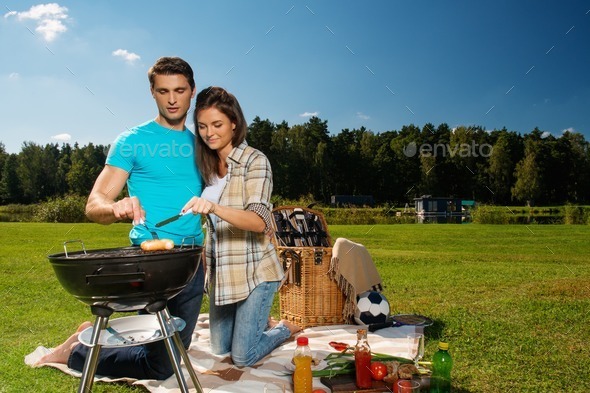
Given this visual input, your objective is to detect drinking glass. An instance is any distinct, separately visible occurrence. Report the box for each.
[407,333,424,366]
[263,383,286,393]
[397,379,420,393]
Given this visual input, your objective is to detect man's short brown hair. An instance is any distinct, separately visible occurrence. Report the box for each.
[147,57,195,90]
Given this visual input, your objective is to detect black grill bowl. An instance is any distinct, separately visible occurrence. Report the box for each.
[48,246,202,312]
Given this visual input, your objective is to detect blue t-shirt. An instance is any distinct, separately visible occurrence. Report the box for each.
[106,120,204,246]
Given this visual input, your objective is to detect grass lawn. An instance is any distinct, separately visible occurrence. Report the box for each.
[1,222,589,392]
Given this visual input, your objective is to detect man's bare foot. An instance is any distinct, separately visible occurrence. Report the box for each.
[75,321,93,333]
[35,322,92,365]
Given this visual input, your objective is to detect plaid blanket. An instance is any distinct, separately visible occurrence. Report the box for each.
[26,314,419,392]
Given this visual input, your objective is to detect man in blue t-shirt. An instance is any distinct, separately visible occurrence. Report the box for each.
[37,57,205,380]
[105,118,204,245]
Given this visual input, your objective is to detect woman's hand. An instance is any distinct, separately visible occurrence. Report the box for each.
[182,198,266,233]
[182,197,217,216]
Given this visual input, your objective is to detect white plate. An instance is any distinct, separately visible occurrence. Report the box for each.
[78,314,185,348]
[284,357,326,372]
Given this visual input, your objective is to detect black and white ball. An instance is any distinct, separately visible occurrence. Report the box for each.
[354,291,390,325]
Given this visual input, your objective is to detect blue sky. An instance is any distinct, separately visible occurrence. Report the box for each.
[1,1,589,153]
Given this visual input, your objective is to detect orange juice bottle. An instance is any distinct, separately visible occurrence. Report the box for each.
[293,336,312,393]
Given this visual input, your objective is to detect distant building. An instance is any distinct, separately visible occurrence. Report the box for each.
[330,195,375,207]
[413,195,474,223]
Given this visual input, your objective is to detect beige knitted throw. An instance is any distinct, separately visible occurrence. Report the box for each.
[329,237,383,323]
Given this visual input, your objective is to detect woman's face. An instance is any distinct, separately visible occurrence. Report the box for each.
[197,106,235,156]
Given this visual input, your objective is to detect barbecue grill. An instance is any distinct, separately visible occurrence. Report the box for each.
[48,240,204,393]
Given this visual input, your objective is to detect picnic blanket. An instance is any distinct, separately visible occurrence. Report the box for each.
[26,314,419,392]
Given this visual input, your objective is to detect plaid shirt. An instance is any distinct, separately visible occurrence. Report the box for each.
[207,141,284,306]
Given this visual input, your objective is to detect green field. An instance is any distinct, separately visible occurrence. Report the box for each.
[1,223,589,392]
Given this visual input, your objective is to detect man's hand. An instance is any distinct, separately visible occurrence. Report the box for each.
[86,165,143,225]
[112,196,146,224]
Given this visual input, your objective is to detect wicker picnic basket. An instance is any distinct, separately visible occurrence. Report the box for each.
[272,206,346,329]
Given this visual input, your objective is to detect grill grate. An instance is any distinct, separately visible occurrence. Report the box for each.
[63,247,194,259]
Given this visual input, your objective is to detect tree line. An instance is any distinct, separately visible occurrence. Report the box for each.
[1,116,589,206]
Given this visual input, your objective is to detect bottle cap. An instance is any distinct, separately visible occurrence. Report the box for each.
[438,341,449,350]
[297,336,309,346]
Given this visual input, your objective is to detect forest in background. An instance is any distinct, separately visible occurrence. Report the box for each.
[1,116,589,207]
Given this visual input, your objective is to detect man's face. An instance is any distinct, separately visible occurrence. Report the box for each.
[151,74,196,130]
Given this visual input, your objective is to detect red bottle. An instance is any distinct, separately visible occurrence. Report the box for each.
[354,329,372,389]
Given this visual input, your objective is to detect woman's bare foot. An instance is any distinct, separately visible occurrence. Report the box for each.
[267,316,280,329]
[35,321,92,365]
[267,317,301,336]
[280,319,301,337]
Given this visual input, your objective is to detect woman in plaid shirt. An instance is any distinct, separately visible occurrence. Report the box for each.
[182,86,300,366]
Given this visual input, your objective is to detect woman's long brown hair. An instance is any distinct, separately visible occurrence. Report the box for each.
[194,86,248,185]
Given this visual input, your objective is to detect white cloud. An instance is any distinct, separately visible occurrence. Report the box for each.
[357,112,370,120]
[112,49,141,64]
[51,133,71,142]
[36,17,67,41]
[561,127,576,134]
[9,72,20,79]
[541,131,552,139]
[299,111,319,118]
[4,3,69,42]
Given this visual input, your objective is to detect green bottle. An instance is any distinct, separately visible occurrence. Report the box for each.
[430,342,453,393]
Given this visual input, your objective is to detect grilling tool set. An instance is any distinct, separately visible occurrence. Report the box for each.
[273,207,330,247]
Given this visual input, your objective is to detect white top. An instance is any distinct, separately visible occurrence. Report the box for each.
[201,174,227,252]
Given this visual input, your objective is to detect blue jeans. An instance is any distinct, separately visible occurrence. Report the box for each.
[209,279,291,366]
[68,263,205,380]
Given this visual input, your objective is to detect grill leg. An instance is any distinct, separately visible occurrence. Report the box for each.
[78,314,109,393]
[166,308,204,393]
[171,331,204,393]
[156,308,203,393]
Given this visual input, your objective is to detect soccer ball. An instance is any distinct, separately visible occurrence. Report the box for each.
[354,291,390,325]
